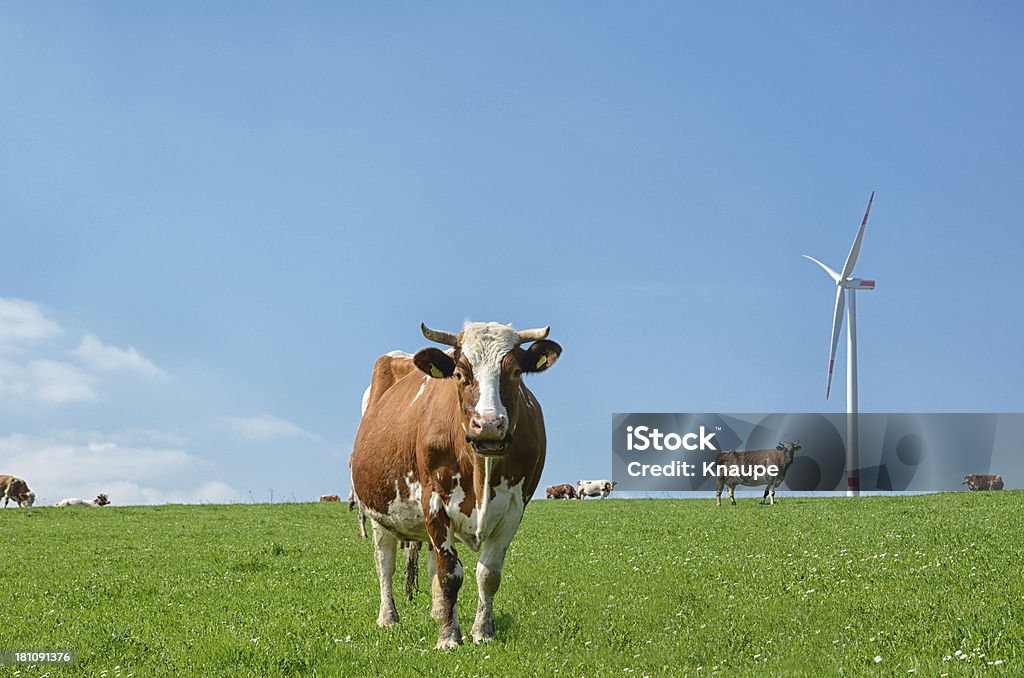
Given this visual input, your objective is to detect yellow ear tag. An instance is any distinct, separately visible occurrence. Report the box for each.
[535,355,548,369]
[430,364,444,378]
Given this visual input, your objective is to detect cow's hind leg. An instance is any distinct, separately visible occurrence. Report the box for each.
[371,520,400,627]
[358,501,368,539]
[426,543,445,620]
[760,484,770,505]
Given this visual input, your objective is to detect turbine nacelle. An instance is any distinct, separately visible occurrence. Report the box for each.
[843,278,876,291]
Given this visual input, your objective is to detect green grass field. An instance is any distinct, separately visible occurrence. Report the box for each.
[1,493,1021,676]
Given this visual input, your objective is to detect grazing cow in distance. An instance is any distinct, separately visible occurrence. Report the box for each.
[964,474,1004,491]
[546,483,576,499]
[576,479,616,499]
[350,321,561,648]
[56,494,110,508]
[320,494,341,502]
[715,441,801,506]
[0,475,36,507]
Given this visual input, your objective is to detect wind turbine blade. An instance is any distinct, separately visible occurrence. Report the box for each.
[826,285,845,399]
[803,255,842,283]
[840,191,874,280]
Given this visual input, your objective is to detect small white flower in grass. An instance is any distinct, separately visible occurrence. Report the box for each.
[994,660,1004,665]
[942,656,951,661]
[907,669,916,674]
[874,656,883,664]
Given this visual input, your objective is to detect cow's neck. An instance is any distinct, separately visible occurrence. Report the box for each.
[470,452,504,508]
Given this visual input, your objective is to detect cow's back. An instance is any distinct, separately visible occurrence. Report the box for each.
[350,353,447,540]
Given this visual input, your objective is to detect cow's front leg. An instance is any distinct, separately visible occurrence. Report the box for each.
[728,483,737,506]
[472,514,520,643]
[371,520,399,627]
[426,514,463,649]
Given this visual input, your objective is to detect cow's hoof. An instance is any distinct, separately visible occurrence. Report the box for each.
[472,630,496,644]
[376,610,399,627]
[436,633,463,650]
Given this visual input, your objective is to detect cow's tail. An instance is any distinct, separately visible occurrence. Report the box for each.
[404,541,422,600]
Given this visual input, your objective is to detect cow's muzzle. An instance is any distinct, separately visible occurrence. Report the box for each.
[466,411,510,455]
[465,433,513,456]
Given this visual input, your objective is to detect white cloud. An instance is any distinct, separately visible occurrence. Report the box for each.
[74,334,165,378]
[0,297,61,350]
[0,432,241,506]
[0,359,98,403]
[222,414,319,441]
[0,299,166,407]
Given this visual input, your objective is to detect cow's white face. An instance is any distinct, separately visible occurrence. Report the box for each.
[414,321,561,456]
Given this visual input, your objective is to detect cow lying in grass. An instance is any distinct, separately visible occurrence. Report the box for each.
[714,441,800,506]
[1,475,36,507]
[963,474,1004,491]
[56,494,110,508]
[546,483,576,499]
[576,479,615,499]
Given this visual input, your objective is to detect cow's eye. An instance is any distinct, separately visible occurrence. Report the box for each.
[454,370,467,383]
[512,367,522,379]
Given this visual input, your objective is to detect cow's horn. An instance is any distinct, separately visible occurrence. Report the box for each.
[516,326,550,344]
[421,323,460,347]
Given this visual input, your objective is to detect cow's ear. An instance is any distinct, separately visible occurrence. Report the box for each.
[520,340,562,373]
[414,347,457,379]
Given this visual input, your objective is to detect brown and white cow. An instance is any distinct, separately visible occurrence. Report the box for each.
[963,474,1004,491]
[350,321,561,649]
[546,483,576,499]
[576,479,616,499]
[55,494,110,508]
[0,475,36,507]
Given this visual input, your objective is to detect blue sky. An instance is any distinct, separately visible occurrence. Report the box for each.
[2,3,1022,504]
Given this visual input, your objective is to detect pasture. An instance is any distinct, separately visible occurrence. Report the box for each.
[0,493,1020,676]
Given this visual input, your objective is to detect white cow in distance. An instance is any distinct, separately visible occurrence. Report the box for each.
[56,494,111,508]
[577,479,616,499]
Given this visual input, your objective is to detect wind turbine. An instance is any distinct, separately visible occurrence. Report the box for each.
[804,191,875,497]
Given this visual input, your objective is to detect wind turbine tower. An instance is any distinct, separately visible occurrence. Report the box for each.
[804,192,876,497]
